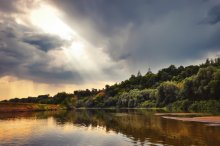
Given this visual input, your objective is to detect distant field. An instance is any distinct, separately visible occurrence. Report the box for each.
[0,102,62,112]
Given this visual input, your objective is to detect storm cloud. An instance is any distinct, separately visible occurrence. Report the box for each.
[0,0,19,13]
[50,0,220,71]
[23,33,66,52]
[206,4,220,24]
[1,0,220,87]
[0,18,82,84]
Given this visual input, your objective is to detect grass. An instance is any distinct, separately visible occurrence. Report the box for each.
[0,102,63,112]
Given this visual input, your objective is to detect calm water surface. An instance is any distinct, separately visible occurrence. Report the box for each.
[0,109,220,146]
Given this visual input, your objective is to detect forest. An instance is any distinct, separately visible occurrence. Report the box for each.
[2,58,220,112]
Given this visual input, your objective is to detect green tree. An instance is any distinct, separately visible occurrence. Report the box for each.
[156,81,180,107]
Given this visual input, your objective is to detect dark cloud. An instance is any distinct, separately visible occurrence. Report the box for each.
[0,0,19,13]
[50,0,220,72]
[1,0,220,86]
[205,4,220,24]
[118,53,131,60]
[0,0,41,14]
[26,63,82,84]
[0,18,82,84]
[23,34,66,52]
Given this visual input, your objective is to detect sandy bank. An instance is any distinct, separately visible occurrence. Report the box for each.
[162,116,220,124]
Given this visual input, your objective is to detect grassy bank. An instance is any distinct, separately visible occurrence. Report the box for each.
[0,102,63,112]
[166,100,220,113]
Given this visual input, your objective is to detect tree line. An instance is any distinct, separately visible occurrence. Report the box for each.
[2,58,220,112]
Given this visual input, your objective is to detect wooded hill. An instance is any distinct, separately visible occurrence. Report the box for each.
[2,58,220,112]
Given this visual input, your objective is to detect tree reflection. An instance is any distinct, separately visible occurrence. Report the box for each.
[1,109,220,146]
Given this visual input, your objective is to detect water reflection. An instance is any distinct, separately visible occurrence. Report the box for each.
[0,109,220,146]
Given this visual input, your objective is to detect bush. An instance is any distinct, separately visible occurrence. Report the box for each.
[140,100,156,108]
[189,100,220,113]
[166,99,192,112]
[116,89,158,108]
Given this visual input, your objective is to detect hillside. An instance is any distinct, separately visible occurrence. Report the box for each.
[2,58,220,112]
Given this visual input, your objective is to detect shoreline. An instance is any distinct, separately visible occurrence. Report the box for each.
[0,102,219,115]
[2,103,220,125]
[0,102,63,113]
[161,116,220,125]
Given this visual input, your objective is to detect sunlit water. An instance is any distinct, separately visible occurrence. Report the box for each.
[0,109,220,146]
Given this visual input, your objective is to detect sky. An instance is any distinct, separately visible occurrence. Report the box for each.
[0,0,220,100]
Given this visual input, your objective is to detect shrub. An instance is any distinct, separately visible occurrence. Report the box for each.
[166,99,192,112]
[189,100,220,113]
[140,100,156,108]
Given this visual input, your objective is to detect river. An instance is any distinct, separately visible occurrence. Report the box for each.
[0,109,219,146]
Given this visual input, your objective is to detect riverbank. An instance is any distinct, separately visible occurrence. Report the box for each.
[153,112,220,126]
[0,102,63,112]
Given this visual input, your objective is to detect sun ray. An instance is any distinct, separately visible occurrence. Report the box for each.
[27,2,109,83]
[30,4,74,40]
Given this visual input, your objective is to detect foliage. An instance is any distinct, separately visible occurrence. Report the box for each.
[3,58,220,112]
[188,100,220,113]
[156,81,180,107]
[166,99,192,112]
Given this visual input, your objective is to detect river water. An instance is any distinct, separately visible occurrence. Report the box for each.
[0,109,219,146]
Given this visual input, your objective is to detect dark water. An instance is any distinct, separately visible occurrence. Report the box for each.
[0,109,220,146]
